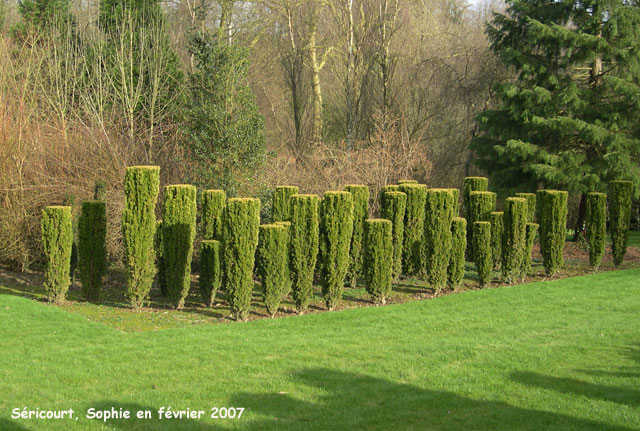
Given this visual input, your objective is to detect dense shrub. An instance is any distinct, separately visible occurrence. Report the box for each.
[473,221,492,287]
[398,179,418,184]
[536,190,568,275]
[381,191,406,280]
[515,192,536,222]
[363,219,393,304]
[489,211,504,269]
[154,220,167,296]
[257,224,289,317]
[585,192,607,269]
[423,189,455,292]
[522,222,539,277]
[399,183,427,275]
[41,206,73,304]
[78,201,107,301]
[502,197,527,283]
[201,189,226,241]
[609,180,634,267]
[345,184,369,287]
[93,179,107,201]
[468,191,496,255]
[378,184,400,208]
[448,217,467,289]
[272,186,298,222]
[318,191,354,310]
[288,194,320,313]
[122,166,160,309]
[162,185,197,309]
[448,188,461,217]
[223,198,261,321]
[273,221,293,296]
[199,240,222,307]
[464,177,489,251]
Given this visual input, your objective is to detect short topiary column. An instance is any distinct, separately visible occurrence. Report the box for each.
[272,186,298,222]
[162,185,197,309]
[464,176,488,246]
[223,198,261,321]
[609,180,634,267]
[489,211,503,269]
[78,200,107,301]
[448,217,467,289]
[522,222,539,278]
[201,189,226,240]
[468,191,496,255]
[585,192,606,269]
[41,206,73,303]
[536,190,568,275]
[199,240,222,307]
[122,166,160,309]
[423,189,456,293]
[502,197,527,283]
[364,219,393,304]
[381,191,406,280]
[515,192,536,222]
[319,191,354,310]
[399,183,427,275]
[257,224,289,317]
[473,221,492,287]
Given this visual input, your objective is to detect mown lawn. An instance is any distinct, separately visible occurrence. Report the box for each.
[1,268,639,430]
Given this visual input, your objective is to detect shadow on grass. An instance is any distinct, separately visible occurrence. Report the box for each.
[0,418,30,430]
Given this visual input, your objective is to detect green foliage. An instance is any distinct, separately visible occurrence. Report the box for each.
[448,217,467,289]
[464,177,488,248]
[13,0,76,41]
[41,206,73,303]
[378,184,400,208]
[398,180,418,184]
[273,221,293,297]
[423,189,455,292]
[586,192,607,269]
[257,224,289,317]
[272,186,298,222]
[536,190,568,275]
[345,184,369,287]
[609,181,634,267]
[162,185,197,309]
[363,219,393,304]
[489,212,504,269]
[93,180,107,201]
[288,194,319,313]
[515,193,536,222]
[223,198,260,321]
[399,183,427,275]
[502,197,527,283]
[468,191,496,255]
[183,31,265,193]
[318,191,354,310]
[381,191,406,280]
[522,223,539,277]
[201,189,226,241]
[199,240,222,307]
[154,220,167,297]
[78,201,107,301]
[62,193,78,281]
[122,166,159,309]
[473,221,492,287]
[448,188,461,217]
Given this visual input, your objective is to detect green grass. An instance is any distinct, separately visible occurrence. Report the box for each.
[1,269,640,430]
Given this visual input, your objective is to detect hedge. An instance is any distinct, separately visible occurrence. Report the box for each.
[257,224,289,317]
[223,198,261,321]
[468,191,496,255]
[515,192,536,222]
[162,185,197,309]
[502,197,527,283]
[536,190,568,275]
[288,194,320,313]
[122,166,160,309]
[586,192,607,269]
[201,189,226,241]
[448,188,461,217]
[423,188,455,292]
[378,184,400,208]
[381,191,406,280]
[399,183,427,275]
[448,217,467,289]
[345,184,369,287]
[522,222,539,277]
[473,221,492,287]
[363,219,393,304]
[319,191,354,310]
[609,180,634,267]
[78,201,107,301]
[154,220,167,296]
[273,221,293,296]
[489,211,504,269]
[272,186,299,222]
[41,206,73,303]
[199,240,222,307]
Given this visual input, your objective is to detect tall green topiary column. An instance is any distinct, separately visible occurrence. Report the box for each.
[423,189,456,292]
[502,197,527,283]
[257,224,289,317]
[273,221,293,296]
[399,183,427,275]
[586,192,607,269]
[122,166,160,309]
[272,186,299,222]
[468,191,496,255]
[609,181,634,267]
[515,192,536,222]
[41,206,73,304]
[345,184,369,287]
[464,177,488,234]
[162,185,197,309]
[363,219,393,304]
[381,191,406,280]
[489,211,504,269]
[223,198,261,321]
[473,221,492,287]
[78,201,107,301]
[522,222,539,278]
[201,189,226,240]
[448,217,467,289]
[318,191,354,310]
[288,194,320,314]
[536,190,568,275]
[447,188,461,217]
[378,184,400,209]
[200,240,222,307]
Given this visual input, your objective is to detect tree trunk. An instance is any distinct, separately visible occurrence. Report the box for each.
[309,14,323,143]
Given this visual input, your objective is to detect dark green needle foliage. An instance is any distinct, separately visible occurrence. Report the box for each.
[473,221,492,287]
[363,219,393,304]
[536,190,568,275]
[522,223,539,278]
[464,177,488,248]
[586,192,607,269]
[381,191,406,280]
[502,197,527,283]
[199,240,222,307]
[609,181,634,267]
[288,194,319,314]
[489,211,504,269]
[448,217,467,289]
[41,206,73,304]
[78,201,107,301]
[272,186,298,222]
[345,184,369,287]
[423,189,456,293]
[468,191,496,255]
[256,224,289,317]
[201,189,226,241]
[515,193,536,222]
[399,183,427,276]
